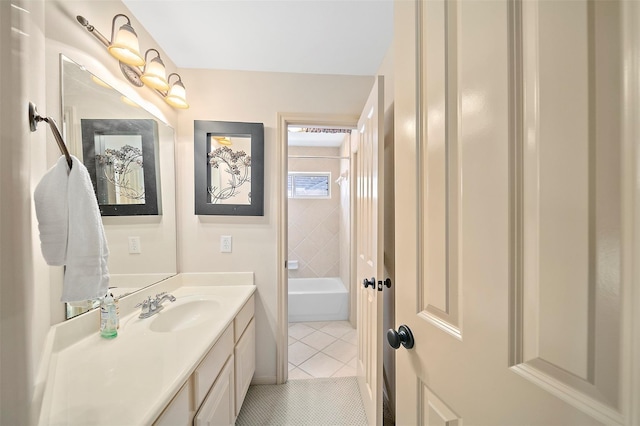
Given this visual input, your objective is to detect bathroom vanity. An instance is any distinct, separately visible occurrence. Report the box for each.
[33,273,256,425]
[155,292,255,425]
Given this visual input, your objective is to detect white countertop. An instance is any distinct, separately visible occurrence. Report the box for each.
[37,282,255,425]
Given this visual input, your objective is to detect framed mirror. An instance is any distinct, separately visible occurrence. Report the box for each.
[61,55,177,319]
[194,120,264,216]
[81,118,161,216]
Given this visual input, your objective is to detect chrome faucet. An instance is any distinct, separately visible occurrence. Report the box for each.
[136,292,176,319]
[156,292,176,305]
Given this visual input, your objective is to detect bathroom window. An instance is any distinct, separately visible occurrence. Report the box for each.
[288,172,331,199]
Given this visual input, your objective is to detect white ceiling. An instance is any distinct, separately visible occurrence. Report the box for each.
[287,130,347,147]
[122,0,393,76]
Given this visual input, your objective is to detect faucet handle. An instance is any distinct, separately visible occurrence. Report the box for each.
[149,297,159,310]
[135,297,151,311]
[155,292,176,302]
[136,297,155,319]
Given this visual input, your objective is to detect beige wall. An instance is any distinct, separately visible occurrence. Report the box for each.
[175,68,373,382]
[1,2,47,423]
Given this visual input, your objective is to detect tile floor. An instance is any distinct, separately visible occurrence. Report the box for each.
[288,320,357,380]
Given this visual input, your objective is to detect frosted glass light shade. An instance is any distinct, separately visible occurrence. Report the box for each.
[165,80,189,109]
[108,23,144,66]
[141,57,169,91]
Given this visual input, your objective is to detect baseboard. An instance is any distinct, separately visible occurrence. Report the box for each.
[251,376,277,385]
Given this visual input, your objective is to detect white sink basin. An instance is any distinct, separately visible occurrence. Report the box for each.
[149,299,221,333]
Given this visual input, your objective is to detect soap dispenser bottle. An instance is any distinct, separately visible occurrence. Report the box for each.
[100,293,118,339]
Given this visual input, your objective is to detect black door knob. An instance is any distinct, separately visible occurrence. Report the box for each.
[387,324,415,349]
[363,277,376,289]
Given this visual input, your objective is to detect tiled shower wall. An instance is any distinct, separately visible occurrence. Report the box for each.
[288,146,344,279]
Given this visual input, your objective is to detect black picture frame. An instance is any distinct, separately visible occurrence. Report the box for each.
[81,119,161,216]
[194,120,264,216]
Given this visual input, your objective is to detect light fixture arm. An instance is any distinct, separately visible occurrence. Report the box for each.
[110,14,132,43]
[167,73,182,85]
[144,48,161,63]
[76,15,110,48]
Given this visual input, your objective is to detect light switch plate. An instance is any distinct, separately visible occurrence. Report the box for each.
[128,236,141,254]
[220,235,232,253]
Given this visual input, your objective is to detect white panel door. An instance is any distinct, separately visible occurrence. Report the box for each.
[355,76,384,426]
[394,0,639,424]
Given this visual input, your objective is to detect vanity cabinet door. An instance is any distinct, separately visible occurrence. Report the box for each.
[234,318,255,416]
[194,355,235,426]
[153,381,192,426]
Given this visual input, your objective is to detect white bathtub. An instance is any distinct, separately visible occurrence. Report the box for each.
[288,277,349,323]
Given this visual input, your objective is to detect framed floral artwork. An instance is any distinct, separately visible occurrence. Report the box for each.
[194,120,264,216]
[81,118,160,216]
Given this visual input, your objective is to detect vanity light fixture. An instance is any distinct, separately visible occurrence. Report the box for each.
[165,73,189,109]
[140,49,169,91]
[108,14,145,66]
[76,15,189,109]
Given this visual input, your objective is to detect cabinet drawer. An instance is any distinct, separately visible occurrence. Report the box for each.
[194,325,233,407]
[234,295,254,342]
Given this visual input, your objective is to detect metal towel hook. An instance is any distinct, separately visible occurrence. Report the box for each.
[28,102,73,170]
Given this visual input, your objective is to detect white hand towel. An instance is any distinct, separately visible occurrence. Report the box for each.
[34,156,70,266]
[34,155,110,302]
[63,156,110,302]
